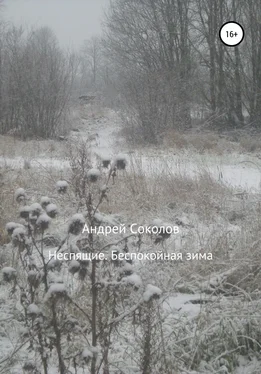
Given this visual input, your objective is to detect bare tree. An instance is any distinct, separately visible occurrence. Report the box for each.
[241,1,261,127]
[0,26,76,139]
[103,0,195,142]
[81,36,102,88]
[191,0,246,127]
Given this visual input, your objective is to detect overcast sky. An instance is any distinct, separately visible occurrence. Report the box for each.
[2,0,109,50]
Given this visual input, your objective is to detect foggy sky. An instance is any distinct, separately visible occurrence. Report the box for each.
[2,0,109,49]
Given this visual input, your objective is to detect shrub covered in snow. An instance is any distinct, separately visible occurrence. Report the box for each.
[102,156,111,168]
[14,187,26,202]
[122,273,142,288]
[29,214,38,225]
[47,258,62,271]
[30,203,43,217]
[36,213,52,231]
[12,226,28,248]
[82,348,93,360]
[40,196,51,208]
[45,283,67,300]
[19,206,31,219]
[5,222,24,235]
[56,180,68,193]
[68,260,80,275]
[68,213,85,235]
[86,168,101,182]
[1,266,16,282]
[143,284,162,302]
[119,262,133,276]
[45,203,58,218]
[114,153,127,170]
[27,303,41,317]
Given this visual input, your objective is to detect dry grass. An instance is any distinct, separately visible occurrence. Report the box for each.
[0,151,233,242]
[102,155,261,283]
[130,128,261,155]
[239,135,261,153]
[1,148,261,374]
[104,155,233,222]
[163,129,240,154]
[1,148,260,284]
[0,134,66,159]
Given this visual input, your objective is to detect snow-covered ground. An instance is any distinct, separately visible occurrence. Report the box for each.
[1,107,261,374]
[1,108,261,191]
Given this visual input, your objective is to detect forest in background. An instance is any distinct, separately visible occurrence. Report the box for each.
[0,1,261,143]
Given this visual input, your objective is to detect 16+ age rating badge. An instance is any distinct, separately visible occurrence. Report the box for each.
[219,21,244,47]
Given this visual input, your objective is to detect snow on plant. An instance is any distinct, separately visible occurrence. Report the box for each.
[29,202,43,217]
[100,184,109,202]
[101,155,111,168]
[122,273,143,291]
[0,144,165,374]
[14,187,26,202]
[27,303,41,317]
[47,258,62,271]
[56,180,68,193]
[19,205,31,219]
[113,153,127,170]
[68,259,81,274]
[40,196,51,208]
[11,226,28,250]
[82,347,93,361]
[86,168,101,182]
[149,218,172,244]
[45,282,67,300]
[5,221,24,235]
[119,261,134,276]
[68,213,85,235]
[45,202,58,218]
[1,266,16,282]
[36,213,52,231]
[143,284,162,302]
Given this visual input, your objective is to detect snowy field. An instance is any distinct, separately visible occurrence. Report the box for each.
[1,106,261,374]
[1,108,261,191]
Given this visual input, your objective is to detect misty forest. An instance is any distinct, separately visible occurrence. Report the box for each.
[1,0,261,373]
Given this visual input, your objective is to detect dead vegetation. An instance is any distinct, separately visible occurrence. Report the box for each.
[1,144,261,374]
[163,129,261,155]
